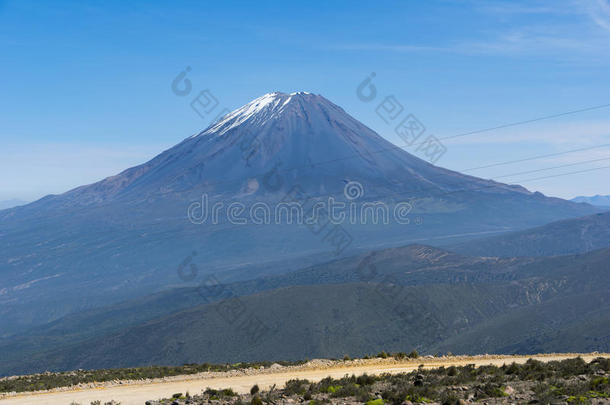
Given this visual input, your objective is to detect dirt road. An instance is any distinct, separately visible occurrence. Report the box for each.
[1,354,607,405]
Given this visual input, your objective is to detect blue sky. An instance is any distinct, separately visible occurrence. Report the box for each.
[1,0,610,201]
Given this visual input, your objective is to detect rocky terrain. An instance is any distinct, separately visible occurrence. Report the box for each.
[2,354,607,405]
[145,357,609,405]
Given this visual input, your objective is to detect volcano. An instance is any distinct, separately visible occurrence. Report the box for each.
[9,92,534,206]
[0,92,598,335]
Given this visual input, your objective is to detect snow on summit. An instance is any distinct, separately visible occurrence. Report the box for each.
[198,92,314,137]
[36,91,535,209]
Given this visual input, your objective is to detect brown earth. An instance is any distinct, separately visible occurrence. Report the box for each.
[1,353,608,405]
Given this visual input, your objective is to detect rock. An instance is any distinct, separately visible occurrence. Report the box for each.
[504,385,515,395]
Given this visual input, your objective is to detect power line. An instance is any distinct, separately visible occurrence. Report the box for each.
[461,143,610,172]
[183,101,610,191]
[492,157,610,179]
[322,162,610,206]
[188,161,610,229]
[439,102,610,141]
[208,156,610,207]
[510,164,610,184]
[300,155,610,201]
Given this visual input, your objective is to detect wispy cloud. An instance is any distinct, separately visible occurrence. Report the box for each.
[333,43,445,53]
[334,32,609,62]
[474,2,564,15]
[586,0,610,31]
[334,0,610,62]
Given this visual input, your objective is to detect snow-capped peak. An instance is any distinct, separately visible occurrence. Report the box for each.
[193,91,320,137]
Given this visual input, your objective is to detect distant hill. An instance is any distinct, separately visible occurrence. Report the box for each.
[2,244,608,376]
[449,211,610,257]
[0,245,529,370]
[0,92,599,338]
[571,194,610,207]
[0,199,28,210]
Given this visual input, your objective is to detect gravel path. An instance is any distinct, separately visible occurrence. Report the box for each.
[1,353,607,405]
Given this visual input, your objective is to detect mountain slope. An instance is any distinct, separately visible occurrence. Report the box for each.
[449,211,610,257]
[0,199,28,210]
[0,282,548,374]
[0,92,599,336]
[572,194,610,207]
[0,245,531,366]
[0,93,531,209]
[2,245,609,375]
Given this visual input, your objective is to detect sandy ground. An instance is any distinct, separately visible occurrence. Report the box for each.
[1,353,607,405]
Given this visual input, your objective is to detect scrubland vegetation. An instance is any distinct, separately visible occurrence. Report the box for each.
[146,357,610,405]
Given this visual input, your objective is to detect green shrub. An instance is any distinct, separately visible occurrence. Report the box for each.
[566,395,588,404]
[330,383,368,398]
[250,395,263,405]
[284,379,309,395]
[356,373,377,386]
[533,382,555,405]
[591,376,609,390]
[250,384,260,395]
[203,387,218,396]
[324,385,341,394]
[222,388,237,396]
[439,389,461,404]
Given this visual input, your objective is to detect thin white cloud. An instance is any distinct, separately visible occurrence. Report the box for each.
[475,2,563,15]
[586,0,610,30]
[334,0,610,62]
[331,43,446,53]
